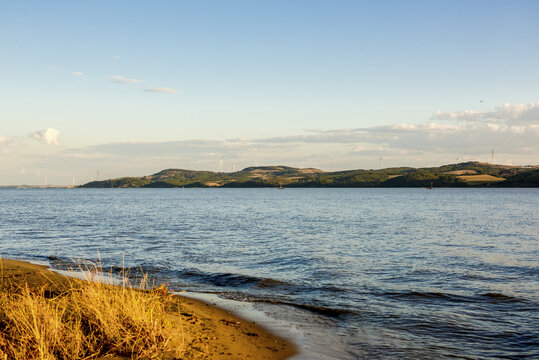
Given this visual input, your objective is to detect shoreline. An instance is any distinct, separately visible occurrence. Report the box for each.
[0,258,297,359]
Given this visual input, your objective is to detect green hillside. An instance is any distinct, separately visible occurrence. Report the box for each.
[496,168,539,187]
[80,162,539,188]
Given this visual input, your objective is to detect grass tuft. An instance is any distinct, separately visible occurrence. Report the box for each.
[0,260,179,359]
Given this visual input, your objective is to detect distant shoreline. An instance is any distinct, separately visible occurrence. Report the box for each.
[3,161,538,188]
[0,185,75,189]
[3,185,539,189]
[78,161,539,188]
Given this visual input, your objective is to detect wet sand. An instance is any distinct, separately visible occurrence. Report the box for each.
[0,258,297,359]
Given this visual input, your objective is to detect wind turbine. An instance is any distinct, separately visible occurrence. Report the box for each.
[218,155,224,173]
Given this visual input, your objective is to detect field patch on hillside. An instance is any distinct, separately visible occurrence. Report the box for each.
[445,170,478,175]
[458,174,505,185]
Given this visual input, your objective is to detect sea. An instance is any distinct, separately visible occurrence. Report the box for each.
[0,188,537,359]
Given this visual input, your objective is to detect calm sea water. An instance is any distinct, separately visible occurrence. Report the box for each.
[0,188,537,359]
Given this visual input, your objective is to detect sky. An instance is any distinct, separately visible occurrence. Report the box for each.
[1,0,538,185]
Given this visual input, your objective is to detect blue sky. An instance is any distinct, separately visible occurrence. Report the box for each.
[1,0,538,184]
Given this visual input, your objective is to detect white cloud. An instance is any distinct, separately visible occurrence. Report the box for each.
[144,87,178,94]
[433,102,539,125]
[351,144,402,156]
[28,128,61,146]
[61,115,536,162]
[107,75,143,84]
[235,102,539,159]
[72,71,84,76]
[0,136,20,154]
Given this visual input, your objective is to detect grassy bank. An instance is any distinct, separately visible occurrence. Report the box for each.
[0,258,296,360]
[0,260,179,359]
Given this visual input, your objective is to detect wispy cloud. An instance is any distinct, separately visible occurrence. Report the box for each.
[253,121,537,156]
[248,102,539,155]
[0,136,20,154]
[57,101,538,166]
[66,139,257,158]
[107,75,143,84]
[28,128,61,146]
[433,102,539,125]
[144,87,178,94]
[71,71,87,81]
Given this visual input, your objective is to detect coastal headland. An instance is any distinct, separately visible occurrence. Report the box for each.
[80,162,539,188]
[0,258,296,359]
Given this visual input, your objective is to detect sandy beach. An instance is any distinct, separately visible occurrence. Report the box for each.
[0,258,297,359]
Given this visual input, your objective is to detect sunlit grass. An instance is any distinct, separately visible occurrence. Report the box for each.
[458,174,505,184]
[0,260,181,360]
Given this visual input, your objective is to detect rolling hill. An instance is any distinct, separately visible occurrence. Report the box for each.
[80,162,539,188]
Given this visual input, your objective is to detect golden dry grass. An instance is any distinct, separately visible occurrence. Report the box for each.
[203,181,222,187]
[445,170,478,175]
[458,174,505,184]
[0,261,181,360]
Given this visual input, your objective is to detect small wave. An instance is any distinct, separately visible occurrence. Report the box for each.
[219,293,357,318]
[383,291,468,302]
[17,231,46,235]
[178,268,291,289]
[459,273,496,281]
[143,245,164,251]
[257,278,290,288]
[47,256,79,269]
[481,292,525,303]
[255,298,357,317]
[284,302,357,317]
[379,290,530,305]
[47,256,120,272]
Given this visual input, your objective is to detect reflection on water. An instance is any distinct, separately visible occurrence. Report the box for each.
[0,188,538,359]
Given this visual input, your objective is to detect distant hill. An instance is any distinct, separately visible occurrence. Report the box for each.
[495,168,539,187]
[79,162,539,188]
